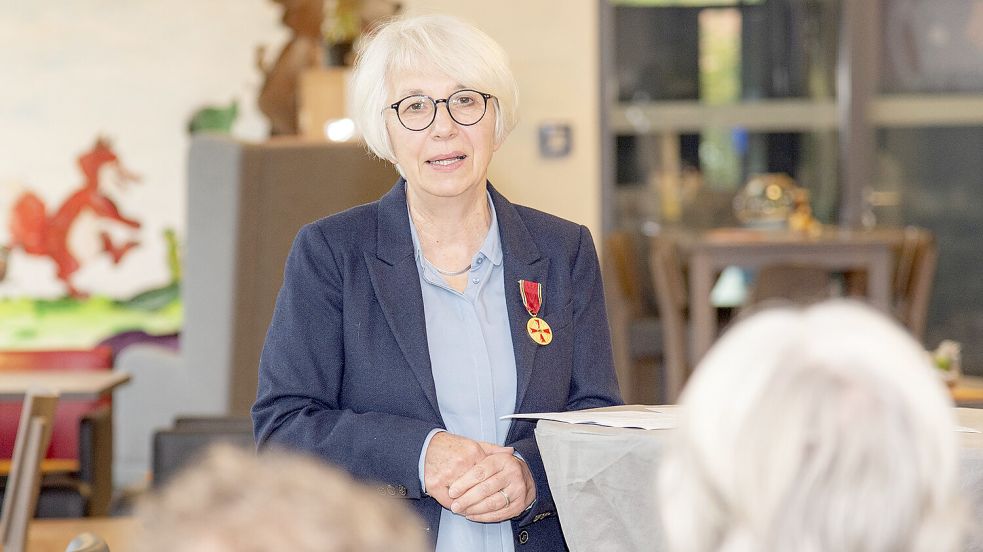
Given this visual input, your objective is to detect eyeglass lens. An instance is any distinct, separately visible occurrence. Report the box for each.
[396,90,487,131]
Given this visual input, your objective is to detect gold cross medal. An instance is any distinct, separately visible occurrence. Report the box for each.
[519,279,552,345]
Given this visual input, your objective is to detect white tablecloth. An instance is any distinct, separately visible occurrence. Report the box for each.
[536,406,983,552]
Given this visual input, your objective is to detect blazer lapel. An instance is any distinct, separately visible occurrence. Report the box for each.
[365,180,442,418]
[491,185,549,413]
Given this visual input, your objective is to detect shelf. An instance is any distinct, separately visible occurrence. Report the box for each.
[610,99,838,134]
[870,95,983,128]
[610,94,983,134]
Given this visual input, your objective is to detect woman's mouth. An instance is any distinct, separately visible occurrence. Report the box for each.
[426,154,467,166]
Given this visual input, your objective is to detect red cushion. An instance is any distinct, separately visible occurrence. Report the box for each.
[0,347,114,460]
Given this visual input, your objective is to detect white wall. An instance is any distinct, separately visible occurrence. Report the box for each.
[400,1,603,240]
[0,1,285,298]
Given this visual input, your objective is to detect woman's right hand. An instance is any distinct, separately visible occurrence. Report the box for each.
[423,432,512,510]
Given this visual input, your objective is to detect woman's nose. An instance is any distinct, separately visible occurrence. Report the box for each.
[430,102,458,137]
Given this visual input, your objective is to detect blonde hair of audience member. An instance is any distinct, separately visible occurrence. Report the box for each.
[135,445,429,552]
[659,300,963,552]
[349,13,519,165]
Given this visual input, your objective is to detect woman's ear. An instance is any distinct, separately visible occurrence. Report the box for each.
[490,101,505,152]
[492,122,509,152]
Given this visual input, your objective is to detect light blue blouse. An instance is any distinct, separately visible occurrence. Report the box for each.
[409,194,518,552]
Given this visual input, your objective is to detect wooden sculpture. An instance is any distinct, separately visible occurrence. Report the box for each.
[257,0,325,135]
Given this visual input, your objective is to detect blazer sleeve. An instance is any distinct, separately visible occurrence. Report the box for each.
[251,223,438,497]
[515,224,624,526]
[565,224,624,410]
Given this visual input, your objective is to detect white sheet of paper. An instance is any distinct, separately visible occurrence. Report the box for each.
[502,408,678,430]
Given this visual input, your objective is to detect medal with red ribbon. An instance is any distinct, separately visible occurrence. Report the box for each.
[519,280,552,345]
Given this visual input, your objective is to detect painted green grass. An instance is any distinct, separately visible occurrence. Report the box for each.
[0,294,182,349]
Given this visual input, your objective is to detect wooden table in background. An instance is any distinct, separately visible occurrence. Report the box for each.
[953,375,983,406]
[0,517,136,552]
[0,372,130,401]
[682,228,904,364]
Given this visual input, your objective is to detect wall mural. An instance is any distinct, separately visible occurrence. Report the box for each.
[0,1,286,350]
[10,138,142,298]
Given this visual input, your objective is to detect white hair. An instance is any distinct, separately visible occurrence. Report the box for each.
[135,445,429,552]
[659,300,963,552]
[349,14,519,163]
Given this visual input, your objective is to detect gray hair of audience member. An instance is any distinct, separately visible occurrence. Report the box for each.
[658,300,963,552]
[134,445,429,552]
[350,14,519,163]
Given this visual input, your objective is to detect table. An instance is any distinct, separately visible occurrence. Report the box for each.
[536,405,983,552]
[954,376,983,406]
[0,372,131,401]
[0,517,136,552]
[0,371,131,544]
[680,228,903,364]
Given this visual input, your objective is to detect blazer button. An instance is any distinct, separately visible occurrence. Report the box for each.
[518,530,529,545]
[398,485,407,497]
[386,484,397,496]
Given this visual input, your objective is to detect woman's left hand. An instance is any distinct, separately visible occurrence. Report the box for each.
[446,451,536,522]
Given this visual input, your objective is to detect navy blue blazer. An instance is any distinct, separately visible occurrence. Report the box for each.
[252,179,623,551]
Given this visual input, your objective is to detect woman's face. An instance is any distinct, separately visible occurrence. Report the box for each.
[385,68,500,204]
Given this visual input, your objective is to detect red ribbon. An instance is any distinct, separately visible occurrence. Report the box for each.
[519,280,542,317]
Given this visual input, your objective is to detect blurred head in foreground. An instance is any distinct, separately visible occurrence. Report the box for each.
[659,300,962,552]
[135,445,429,552]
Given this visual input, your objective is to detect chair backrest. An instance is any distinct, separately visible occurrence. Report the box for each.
[748,264,833,305]
[649,236,689,402]
[173,415,254,433]
[607,231,645,316]
[894,227,938,341]
[0,347,113,461]
[0,391,59,552]
[152,422,255,488]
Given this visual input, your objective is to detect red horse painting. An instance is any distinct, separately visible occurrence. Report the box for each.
[7,138,142,297]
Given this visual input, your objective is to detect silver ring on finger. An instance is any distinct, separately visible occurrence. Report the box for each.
[499,489,510,508]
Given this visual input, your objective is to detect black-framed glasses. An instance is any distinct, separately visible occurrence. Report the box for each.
[388,89,493,131]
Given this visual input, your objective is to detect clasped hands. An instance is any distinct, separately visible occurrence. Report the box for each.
[423,432,535,523]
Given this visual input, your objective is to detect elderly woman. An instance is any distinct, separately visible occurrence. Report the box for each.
[251,14,622,552]
[659,300,963,552]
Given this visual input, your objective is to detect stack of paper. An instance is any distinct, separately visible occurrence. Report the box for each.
[502,407,677,430]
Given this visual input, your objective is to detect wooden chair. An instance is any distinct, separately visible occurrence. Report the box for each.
[606,231,662,403]
[748,264,833,306]
[0,347,115,516]
[893,227,938,342]
[842,227,938,341]
[649,236,690,403]
[0,391,59,552]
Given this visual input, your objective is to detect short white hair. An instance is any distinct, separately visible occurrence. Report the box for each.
[659,300,963,552]
[135,445,429,552]
[350,14,519,163]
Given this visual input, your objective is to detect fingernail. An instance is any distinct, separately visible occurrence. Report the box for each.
[451,502,460,513]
